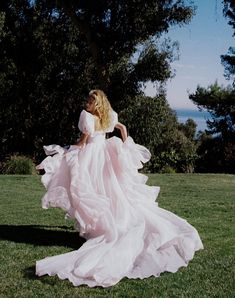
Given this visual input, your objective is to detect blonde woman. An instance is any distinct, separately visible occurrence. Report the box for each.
[35,89,203,287]
[75,90,127,147]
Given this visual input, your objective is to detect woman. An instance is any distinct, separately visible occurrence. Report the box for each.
[35,89,203,287]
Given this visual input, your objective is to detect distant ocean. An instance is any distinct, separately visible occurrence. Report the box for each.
[174,109,211,132]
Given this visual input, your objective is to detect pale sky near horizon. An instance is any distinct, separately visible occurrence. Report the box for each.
[145,0,234,110]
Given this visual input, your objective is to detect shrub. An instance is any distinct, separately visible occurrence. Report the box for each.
[1,154,37,175]
[159,166,176,174]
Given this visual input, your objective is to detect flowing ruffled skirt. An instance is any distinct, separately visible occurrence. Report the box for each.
[35,136,203,287]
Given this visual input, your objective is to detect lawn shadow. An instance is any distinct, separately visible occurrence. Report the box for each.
[24,265,38,280]
[0,224,86,249]
[23,266,63,285]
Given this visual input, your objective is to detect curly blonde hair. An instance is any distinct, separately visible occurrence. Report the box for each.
[89,89,112,130]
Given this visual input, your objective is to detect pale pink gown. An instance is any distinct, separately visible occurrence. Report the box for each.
[35,109,203,287]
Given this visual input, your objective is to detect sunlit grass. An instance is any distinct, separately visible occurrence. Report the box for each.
[0,174,234,297]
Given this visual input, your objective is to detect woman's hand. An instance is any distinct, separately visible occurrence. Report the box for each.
[115,122,127,142]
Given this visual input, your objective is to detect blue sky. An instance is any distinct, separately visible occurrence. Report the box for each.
[145,0,234,110]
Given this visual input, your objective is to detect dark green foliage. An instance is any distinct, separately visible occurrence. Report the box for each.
[221,46,235,85]
[221,0,235,86]
[0,1,89,161]
[195,132,235,173]
[0,0,194,164]
[1,154,37,175]
[189,83,235,173]
[178,118,197,141]
[189,83,235,138]
[56,0,194,90]
[119,94,197,173]
[188,1,235,174]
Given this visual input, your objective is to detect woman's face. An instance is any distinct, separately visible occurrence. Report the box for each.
[86,96,96,114]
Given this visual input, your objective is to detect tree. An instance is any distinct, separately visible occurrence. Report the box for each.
[0,0,194,163]
[189,83,235,138]
[221,0,235,86]
[189,83,235,173]
[56,0,194,93]
[0,1,88,161]
[186,1,235,173]
[178,118,197,141]
[119,94,198,173]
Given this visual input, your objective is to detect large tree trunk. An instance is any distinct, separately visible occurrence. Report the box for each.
[57,0,108,90]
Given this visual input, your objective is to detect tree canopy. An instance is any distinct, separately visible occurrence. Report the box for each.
[189,83,235,138]
[0,0,195,164]
[189,83,235,173]
[120,95,197,173]
[186,1,235,174]
[56,0,194,94]
[221,0,235,86]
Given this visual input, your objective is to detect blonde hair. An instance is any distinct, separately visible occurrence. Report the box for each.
[89,89,112,130]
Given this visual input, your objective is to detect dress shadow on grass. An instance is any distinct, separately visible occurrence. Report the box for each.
[24,266,38,281]
[0,225,86,284]
[24,265,68,285]
[0,224,86,248]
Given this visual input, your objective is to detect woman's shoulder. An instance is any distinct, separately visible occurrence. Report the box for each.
[80,109,93,118]
[110,109,118,123]
[79,109,95,123]
[78,109,95,134]
[110,109,117,116]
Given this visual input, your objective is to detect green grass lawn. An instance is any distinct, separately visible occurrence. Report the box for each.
[0,174,234,298]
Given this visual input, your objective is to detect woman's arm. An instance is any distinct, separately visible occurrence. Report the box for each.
[75,133,89,148]
[115,122,127,142]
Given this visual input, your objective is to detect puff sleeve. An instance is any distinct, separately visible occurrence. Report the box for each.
[105,110,118,133]
[78,110,95,134]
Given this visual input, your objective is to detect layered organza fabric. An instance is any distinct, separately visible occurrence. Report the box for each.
[35,109,203,287]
